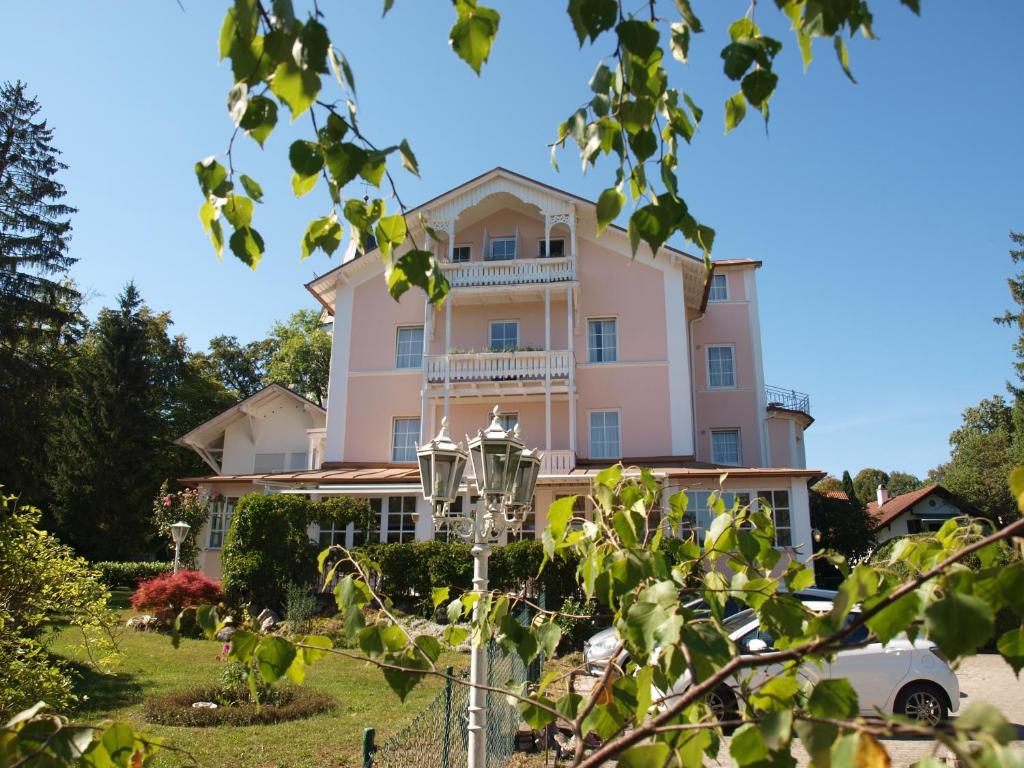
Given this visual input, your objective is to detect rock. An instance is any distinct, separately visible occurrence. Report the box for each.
[191,701,218,709]
[215,625,236,642]
[256,608,280,632]
[126,615,160,632]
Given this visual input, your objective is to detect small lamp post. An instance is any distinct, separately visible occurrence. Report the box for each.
[417,406,541,768]
[170,520,191,574]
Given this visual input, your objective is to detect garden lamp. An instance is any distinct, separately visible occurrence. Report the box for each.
[504,445,542,528]
[416,418,470,534]
[170,520,191,574]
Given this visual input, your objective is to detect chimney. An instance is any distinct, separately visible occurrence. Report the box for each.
[876,484,889,507]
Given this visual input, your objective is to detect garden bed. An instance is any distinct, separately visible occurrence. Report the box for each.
[143,685,334,727]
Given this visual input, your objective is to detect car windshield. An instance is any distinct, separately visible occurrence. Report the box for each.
[721,608,755,634]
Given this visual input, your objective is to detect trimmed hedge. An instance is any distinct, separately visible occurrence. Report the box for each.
[94,561,173,589]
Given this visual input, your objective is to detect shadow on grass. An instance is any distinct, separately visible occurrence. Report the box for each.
[62,658,146,715]
[107,587,134,610]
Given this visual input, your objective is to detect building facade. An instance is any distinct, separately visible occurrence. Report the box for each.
[182,168,821,575]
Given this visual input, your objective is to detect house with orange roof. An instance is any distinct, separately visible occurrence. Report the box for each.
[868,483,981,543]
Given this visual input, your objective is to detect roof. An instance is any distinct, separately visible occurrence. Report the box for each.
[821,490,850,501]
[174,383,326,448]
[304,167,759,314]
[866,484,981,529]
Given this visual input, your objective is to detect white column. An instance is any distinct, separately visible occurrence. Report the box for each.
[324,280,352,462]
[567,286,576,454]
[421,300,432,443]
[545,287,552,453]
[444,297,452,420]
[543,214,551,259]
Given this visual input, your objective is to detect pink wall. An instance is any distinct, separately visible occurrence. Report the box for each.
[767,418,791,469]
[349,274,426,371]
[430,300,570,354]
[434,400,570,451]
[575,366,673,459]
[344,375,422,462]
[454,207,563,261]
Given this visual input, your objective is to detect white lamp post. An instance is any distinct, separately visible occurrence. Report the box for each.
[170,520,191,574]
[417,406,541,768]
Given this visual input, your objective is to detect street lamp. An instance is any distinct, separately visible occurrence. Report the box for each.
[170,520,191,574]
[417,405,542,768]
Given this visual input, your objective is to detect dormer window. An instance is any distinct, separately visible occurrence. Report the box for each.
[488,237,516,261]
[538,238,565,258]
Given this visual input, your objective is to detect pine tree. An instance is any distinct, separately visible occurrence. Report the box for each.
[49,284,165,561]
[841,470,860,508]
[995,230,1024,392]
[0,81,79,504]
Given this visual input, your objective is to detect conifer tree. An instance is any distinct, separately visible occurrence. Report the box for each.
[841,470,860,508]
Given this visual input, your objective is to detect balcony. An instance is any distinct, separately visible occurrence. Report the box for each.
[766,386,811,419]
[440,256,576,290]
[425,350,572,397]
[541,450,576,475]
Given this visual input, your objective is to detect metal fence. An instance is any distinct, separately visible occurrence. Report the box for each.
[363,603,540,768]
[765,385,811,416]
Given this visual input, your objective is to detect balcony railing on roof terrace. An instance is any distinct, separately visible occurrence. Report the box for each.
[765,385,811,417]
[439,256,576,288]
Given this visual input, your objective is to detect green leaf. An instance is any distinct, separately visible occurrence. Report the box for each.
[255,636,297,683]
[382,664,425,702]
[239,96,278,146]
[199,198,219,233]
[519,696,556,729]
[289,140,325,177]
[864,591,921,643]
[618,744,671,768]
[594,464,622,489]
[750,674,799,711]
[537,621,562,660]
[100,722,137,765]
[324,143,368,187]
[731,723,768,766]
[596,187,624,236]
[628,204,673,257]
[567,0,617,46]
[398,139,419,177]
[222,194,254,229]
[834,36,856,83]
[956,701,1018,744]
[228,226,265,269]
[227,82,248,125]
[925,591,994,659]
[269,59,321,120]
[759,708,793,751]
[997,628,1024,675]
[669,21,690,63]
[239,174,263,202]
[359,150,389,187]
[208,218,225,259]
[809,678,858,719]
[741,69,778,108]
[443,625,469,647]
[300,635,333,665]
[300,214,343,259]
[375,214,408,257]
[616,20,659,60]
[547,495,577,544]
[196,605,219,638]
[414,635,442,663]
[998,562,1024,614]
[328,45,357,95]
[432,587,450,610]
[724,91,747,134]
[449,0,501,75]
[293,172,318,197]
[721,42,756,80]
[294,19,329,73]
[195,157,228,197]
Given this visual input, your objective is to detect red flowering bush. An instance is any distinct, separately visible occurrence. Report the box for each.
[131,570,222,624]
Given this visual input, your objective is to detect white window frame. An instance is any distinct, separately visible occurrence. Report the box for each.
[451,244,471,263]
[756,490,792,548]
[385,496,417,543]
[588,409,622,460]
[395,325,425,369]
[706,345,737,389]
[497,412,519,432]
[254,452,286,473]
[487,237,517,261]
[537,238,565,258]
[710,429,741,466]
[587,317,618,363]
[680,490,750,541]
[708,273,729,302]
[488,320,519,352]
[207,498,236,550]
[391,417,420,463]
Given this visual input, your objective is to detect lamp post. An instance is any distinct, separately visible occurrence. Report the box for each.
[417,406,541,768]
[170,520,191,574]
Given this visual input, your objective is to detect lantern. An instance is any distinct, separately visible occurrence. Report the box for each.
[416,418,469,521]
[170,520,191,545]
[467,406,523,497]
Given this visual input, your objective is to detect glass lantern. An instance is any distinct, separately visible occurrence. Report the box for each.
[467,406,524,498]
[416,418,469,522]
[170,520,191,545]
[504,448,542,525]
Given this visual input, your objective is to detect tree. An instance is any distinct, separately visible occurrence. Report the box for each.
[994,230,1024,392]
[809,491,876,585]
[0,81,80,506]
[841,470,860,507]
[201,334,275,398]
[886,470,924,497]
[929,395,1021,526]
[811,475,842,495]
[853,467,889,508]
[266,308,331,406]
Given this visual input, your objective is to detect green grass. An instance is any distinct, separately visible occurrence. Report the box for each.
[50,615,468,768]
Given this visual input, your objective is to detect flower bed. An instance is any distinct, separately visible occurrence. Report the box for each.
[142,685,334,727]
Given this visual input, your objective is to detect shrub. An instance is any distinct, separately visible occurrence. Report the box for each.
[151,482,211,569]
[0,491,118,718]
[142,685,334,727]
[555,597,599,651]
[131,570,222,624]
[284,582,317,634]
[94,560,173,589]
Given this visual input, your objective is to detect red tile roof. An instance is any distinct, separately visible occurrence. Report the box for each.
[821,490,849,501]
[866,484,980,529]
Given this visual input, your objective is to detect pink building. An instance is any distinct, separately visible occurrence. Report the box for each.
[183,168,821,572]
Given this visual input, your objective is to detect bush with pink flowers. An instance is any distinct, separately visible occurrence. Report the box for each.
[151,481,211,568]
[130,570,222,625]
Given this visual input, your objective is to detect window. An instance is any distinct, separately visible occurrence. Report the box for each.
[708,273,728,302]
[254,453,285,473]
[391,418,420,462]
[207,499,236,549]
[387,497,417,543]
[289,452,307,471]
[681,491,750,540]
[707,346,736,388]
[587,318,618,363]
[538,239,565,258]
[395,326,424,369]
[451,245,471,262]
[354,498,382,546]
[510,509,536,541]
[489,321,519,351]
[589,411,621,459]
[318,519,347,549]
[488,237,516,261]
[757,490,792,547]
[498,412,518,432]
[711,430,741,466]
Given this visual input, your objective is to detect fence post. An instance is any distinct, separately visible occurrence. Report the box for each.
[362,727,376,768]
[442,665,454,768]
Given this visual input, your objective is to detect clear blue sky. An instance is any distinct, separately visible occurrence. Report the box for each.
[3,2,1021,479]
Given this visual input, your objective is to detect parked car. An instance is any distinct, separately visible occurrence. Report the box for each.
[658,600,959,725]
[582,588,840,676]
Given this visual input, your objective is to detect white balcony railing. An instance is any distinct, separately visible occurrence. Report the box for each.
[425,350,572,383]
[439,256,576,288]
[541,450,576,475]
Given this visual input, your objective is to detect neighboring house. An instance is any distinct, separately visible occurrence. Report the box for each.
[180,168,823,575]
[175,383,326,578]
[821,490,850,501]
[868,484,981,543]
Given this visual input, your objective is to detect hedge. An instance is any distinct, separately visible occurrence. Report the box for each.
[93,561,173,589]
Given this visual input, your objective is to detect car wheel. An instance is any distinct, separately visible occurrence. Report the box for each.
[895,682,948,725]
[705,686,738,724]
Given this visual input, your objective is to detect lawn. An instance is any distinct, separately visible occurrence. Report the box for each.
[49,616,468,768]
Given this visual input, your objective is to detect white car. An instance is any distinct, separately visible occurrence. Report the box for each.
[660,601,960,725]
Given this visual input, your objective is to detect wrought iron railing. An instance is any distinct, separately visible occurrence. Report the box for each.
[765,385,811,416]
